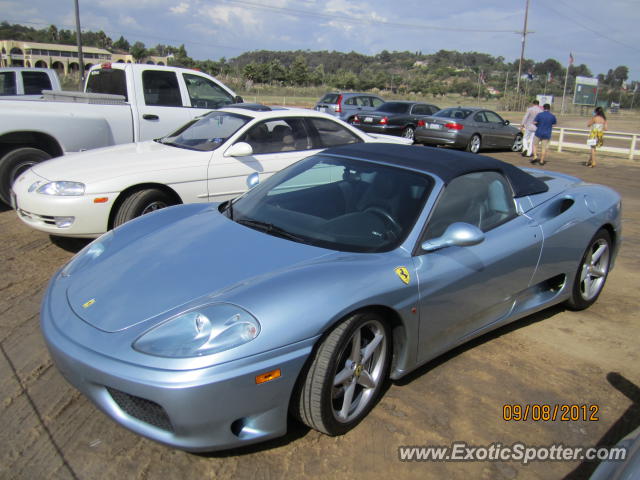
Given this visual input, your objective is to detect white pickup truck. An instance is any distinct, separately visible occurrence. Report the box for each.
[0,62,242,205]
[0,67,62,97]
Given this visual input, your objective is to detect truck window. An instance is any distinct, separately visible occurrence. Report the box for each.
[142,70,182,107]
[22,72,52,95]
[0,72,17,95]
[182,73,235,109]
[86,68,128,101]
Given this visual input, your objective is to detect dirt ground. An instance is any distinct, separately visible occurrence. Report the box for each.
[0,147,638,480]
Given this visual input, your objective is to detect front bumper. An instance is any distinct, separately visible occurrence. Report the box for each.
[40,280,315,452]
[12,169,113,237]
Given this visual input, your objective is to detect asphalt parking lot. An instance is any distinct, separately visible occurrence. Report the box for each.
[0,148,638,480]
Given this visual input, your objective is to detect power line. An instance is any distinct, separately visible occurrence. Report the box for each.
[537,0,640,53]
[204,0,525,34]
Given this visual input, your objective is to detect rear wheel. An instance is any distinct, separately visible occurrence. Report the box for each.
[113,188,176,228]
[293,311,390,436]
[511,134,523,152]
[0,147,51,206]
[466,134,481,153]
[565,229,612,310]
[402,126,415,141]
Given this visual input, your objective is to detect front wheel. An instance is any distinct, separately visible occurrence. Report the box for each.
[565,229,612,310]
[511,134,523,152]
[293,311,390,436]
[402,126,415,141]
[466,134,481,153]
[113,188,176,228]
[0,147,51,206]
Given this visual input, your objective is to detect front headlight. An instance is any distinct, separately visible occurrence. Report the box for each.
[34,181,85,196]
[61,231,114,277]
[133,303,261,358]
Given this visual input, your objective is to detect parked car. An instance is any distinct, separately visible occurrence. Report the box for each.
[350,101,440,141]
[41,143,621,452]
[314,92,385,122]
[12,105,411,238]
[0,67,62,97]
[415,106,523,153]
[0,62,241,205]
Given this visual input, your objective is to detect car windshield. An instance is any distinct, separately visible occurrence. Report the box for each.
[158,111,251,151]
[376,102,410,114]
[226,154,433,253]
[434,108,473,119]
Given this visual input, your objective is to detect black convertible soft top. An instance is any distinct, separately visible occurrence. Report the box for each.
[324,143,548,198]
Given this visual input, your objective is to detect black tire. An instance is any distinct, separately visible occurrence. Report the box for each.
[466,134,481,153]
[0,147,51,206]
[565,229,612,311]
[511,134,523,152]
[293,311,390,436]
[113,188,176,228]
[402,126,415,142]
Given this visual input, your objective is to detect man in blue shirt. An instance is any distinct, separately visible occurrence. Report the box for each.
[532,103,557,165]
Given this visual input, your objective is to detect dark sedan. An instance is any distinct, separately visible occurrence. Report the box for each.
[350,101,440,141]
[415,107,523,154]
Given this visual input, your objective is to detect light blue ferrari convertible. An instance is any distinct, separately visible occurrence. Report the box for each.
[41,143,621,452]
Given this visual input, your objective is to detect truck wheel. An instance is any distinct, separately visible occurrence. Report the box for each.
[113,188,176,228]
[0,147,51,206]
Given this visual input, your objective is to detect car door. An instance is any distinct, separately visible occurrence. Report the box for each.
[414,171,542,362]
[207,117,320,202]
[472,111,495,147]
[136,69,195,140]
[484,110,513,147]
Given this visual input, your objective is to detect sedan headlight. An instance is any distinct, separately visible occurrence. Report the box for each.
[61,231,114,277]
[33,181,85,196]
[133,303,261,358]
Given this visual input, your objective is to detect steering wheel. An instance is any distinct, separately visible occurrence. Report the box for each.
[365,207,402,237]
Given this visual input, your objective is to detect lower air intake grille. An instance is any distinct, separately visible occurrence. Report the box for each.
[107,387,173,432]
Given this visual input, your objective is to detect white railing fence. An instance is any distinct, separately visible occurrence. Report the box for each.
[517,125,639,160]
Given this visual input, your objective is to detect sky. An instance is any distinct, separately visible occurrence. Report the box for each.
[3,0,639,81]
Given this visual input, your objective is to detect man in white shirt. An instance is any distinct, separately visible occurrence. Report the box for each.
[520,100,543,157]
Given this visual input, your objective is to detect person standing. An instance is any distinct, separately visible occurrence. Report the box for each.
[586,107,607,168]
[532,104,557,166]
[520,99,542,157]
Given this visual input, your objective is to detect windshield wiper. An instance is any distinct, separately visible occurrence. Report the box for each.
[236,218,308,243]
[155,138,199,150]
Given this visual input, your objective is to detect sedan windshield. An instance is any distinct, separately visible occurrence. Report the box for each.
[227,155,433,253]
[159,111,251,151]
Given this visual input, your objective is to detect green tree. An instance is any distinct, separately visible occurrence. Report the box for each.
[130,42,148,62]
[113,35,130,52]
[289,55,309,86]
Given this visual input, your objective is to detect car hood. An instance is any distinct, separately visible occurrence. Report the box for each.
[31,140,210,185]
[65,209,335,332]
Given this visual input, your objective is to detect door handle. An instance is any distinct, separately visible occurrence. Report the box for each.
[143,114,159,120]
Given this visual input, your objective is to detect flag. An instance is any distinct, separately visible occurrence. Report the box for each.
[569,52,574,65]
[479,71,486,84]
[547,72,552,82]
[527,68,534,80]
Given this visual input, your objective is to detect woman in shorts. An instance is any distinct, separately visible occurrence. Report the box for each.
[587,107,607,168]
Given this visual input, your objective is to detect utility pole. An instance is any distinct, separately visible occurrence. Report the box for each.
[515,0,531,98]
[74,0,85,87]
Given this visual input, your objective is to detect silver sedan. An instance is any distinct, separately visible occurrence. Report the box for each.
[415,107,523,154]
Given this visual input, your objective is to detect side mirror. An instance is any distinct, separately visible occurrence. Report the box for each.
[421,222,485,252]
[504,120,511,125]
[235,95,244,103]
[246,172,260,189]
[225,142,253,157]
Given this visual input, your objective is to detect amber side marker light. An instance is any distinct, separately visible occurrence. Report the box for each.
[93,197,109,203]
[255,369,281,384]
